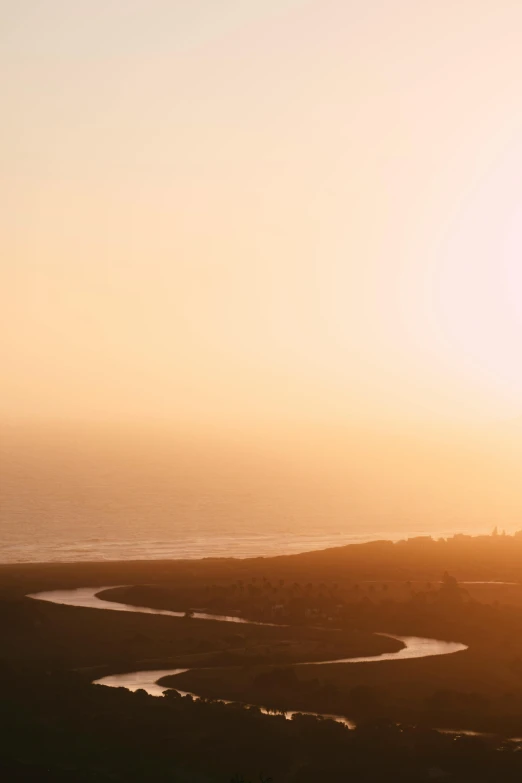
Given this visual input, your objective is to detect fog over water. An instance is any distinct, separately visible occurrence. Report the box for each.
[2,421,521,563]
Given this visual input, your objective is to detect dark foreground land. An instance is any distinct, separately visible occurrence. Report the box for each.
[3,532,522,781]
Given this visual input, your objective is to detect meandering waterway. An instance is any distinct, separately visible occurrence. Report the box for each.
[28,586,468,729]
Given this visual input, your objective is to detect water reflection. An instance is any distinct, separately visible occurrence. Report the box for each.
[30,586,467,733]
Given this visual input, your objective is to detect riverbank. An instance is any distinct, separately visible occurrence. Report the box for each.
[4,536,522,738]
[20,583,522,738]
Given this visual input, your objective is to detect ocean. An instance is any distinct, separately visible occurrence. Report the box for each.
[0,424,497,564]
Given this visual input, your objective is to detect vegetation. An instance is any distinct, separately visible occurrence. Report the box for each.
[2,665,522,782]
[3,533,522,780]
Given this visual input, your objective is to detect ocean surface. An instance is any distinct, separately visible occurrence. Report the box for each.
[4,525,472,564]
[0,424,496,564]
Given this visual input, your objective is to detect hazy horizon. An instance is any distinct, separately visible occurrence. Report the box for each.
[2,418,522,563]
[3,1,522,561]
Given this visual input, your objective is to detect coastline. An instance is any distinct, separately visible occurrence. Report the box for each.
[2,531,522,599]
[5,536,522,737]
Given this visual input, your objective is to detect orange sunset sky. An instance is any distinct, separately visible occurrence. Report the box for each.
[3,1,522,431]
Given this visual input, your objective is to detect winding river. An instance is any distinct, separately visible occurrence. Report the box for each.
[28,586,468,729]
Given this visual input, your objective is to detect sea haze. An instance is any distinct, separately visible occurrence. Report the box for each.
[0,423,513,564]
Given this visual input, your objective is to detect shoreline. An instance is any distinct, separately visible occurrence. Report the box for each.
[5,541,522,738]
[0,527,489,565]
[3,531,522,600]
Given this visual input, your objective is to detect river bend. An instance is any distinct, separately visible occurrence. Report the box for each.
[29,586,467,729]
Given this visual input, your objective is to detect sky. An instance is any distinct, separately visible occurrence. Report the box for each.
[3,0,522,432]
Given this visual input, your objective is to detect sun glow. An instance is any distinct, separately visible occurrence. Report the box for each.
[3,0,522,426]
[425,145,522,413]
